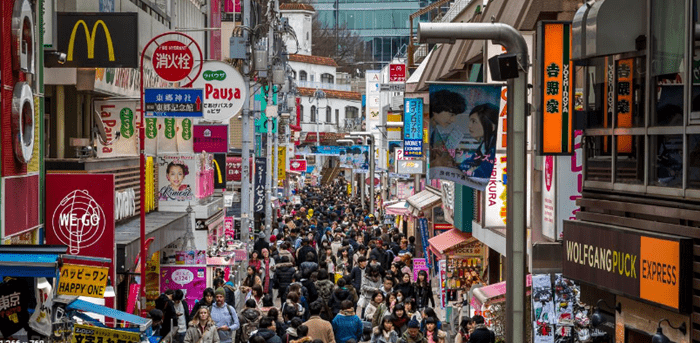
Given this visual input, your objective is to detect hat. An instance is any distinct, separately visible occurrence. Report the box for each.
[215,287,226,297]
[270,236,277,243]
[408,319,420,328]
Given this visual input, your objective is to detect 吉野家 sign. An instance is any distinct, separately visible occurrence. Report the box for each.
[58,264,109,298]
[145,88,203,117]
[55,12,138,68]
[71,324,140,343]
[562,220,691,312]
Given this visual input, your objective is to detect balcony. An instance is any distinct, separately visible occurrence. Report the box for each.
[296,80,352,91]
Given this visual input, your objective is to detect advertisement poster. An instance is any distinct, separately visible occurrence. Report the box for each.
[412,258,429,281]
[193,125,228,153]
[94,99,140,157]
[295,145,343,156]
[158,155,196,203]
[396,181,414,200]
[254,157,267,213]
[429,84,503,190]
[532,274,555,343]
[161,266,207,312]
[339,145,370,173]
[404,98,424,157]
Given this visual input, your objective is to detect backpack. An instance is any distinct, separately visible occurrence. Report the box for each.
[237,317,259,343]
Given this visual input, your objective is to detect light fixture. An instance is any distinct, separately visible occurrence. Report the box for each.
[652,319,686,343]
[104,278,115,298]
[382,122,404,128]
[590,299,621,327]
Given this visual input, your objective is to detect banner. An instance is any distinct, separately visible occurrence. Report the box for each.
[429,84,503,190]
[94,99,140,157]
[158,154,196,203]
[157,118,194,153]
[412,258,429,281]
[71,324,140,343]
[278,147,287,180]
[289,159,307,172]
[404,98,423,157]
[160,266,207,313]
[57,264,109,298]
[253,157,266,213]
[295,145,343,156]
[339,145,370,173]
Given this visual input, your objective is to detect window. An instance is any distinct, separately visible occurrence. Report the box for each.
[335,109,340,125]
[310,74,315,82]
[310,105,316,122]
[321,73,334,84]
[345,106,359,119]
[326,106,332,123]
[299,70,307,81]
[299,105,304,122]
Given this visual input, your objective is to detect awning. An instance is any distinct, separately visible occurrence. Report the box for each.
[386,201,410,216]
[407,188,442,215]
[428,228,472,256]
[0,245,67,277]
[66,298,151,331]
[115,212,188,272]
[470,274,533,310]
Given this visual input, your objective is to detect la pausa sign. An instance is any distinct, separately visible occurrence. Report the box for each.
[562,221,691,312]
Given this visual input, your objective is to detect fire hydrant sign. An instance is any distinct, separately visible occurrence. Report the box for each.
[153,40,194,82]
[58,264,109,298]
[144,88,203,117]
[192,61,247,122]
[71,324,140,343]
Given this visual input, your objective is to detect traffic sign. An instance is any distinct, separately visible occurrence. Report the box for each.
[380,83,405,92]
[144,88,203,117]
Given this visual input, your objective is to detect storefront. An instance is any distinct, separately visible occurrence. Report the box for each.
[406,187,442,258]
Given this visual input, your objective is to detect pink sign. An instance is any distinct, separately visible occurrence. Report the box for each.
[412,258,429,282]
[161,266,207,312]
[224,0,241,13]
[194,125,229,153]
[224,217,234,240]
[397,181,414,200]
[289,159,307,172]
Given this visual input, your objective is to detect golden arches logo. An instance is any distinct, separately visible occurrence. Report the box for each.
[67,20,115,62]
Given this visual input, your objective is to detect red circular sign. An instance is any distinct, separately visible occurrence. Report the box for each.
[152,41,194,82]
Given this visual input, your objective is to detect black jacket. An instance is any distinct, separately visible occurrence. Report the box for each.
[180,299,191,327]
[255,328,283,343]
[395,282,415,300]
[254,237,270,254]
[154,294,176,338]
[273,262,296,292]
[414,283,435,309]
[296,245,318,268]
[329,287,352,317]
[468,326,495,343]
[349,266,364,291]
[301,278,319,303]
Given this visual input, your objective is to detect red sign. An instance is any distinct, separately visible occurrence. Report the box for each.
[152,41,194,82]
[289,159,307,172]
[193,125,228,153]
[365,177,380,186]
[2,175,40,238]
[434,223,454,234]
[45,174,115,280]
[389,64,406,82]
[226,157,242,182]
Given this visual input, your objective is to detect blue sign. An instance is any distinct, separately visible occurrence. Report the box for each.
[404,98,423,157]
[419,218,430,260]
[144,88,203,117]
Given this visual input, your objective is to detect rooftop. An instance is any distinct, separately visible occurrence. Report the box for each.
[288,54,338,67]
[298,87,362,101]
[279,2,315,11]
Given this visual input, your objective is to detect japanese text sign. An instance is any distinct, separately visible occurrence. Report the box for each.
[390,64,406,82]
[71,324,140,343]
[289,159,307,172]
[193,125,228,153]
[403,98,423,157]
[616,59,633,153]
[254,157,266,213]
[538,22,574,155]
[145,88,203,117]
[413,258,429,282]
[58,264,109,298]
[192,61,247,121]
[153,40,194,82]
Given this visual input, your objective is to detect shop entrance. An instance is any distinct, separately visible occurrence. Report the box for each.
[625,327,652,343]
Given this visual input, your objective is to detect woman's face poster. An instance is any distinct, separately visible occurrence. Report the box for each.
[428,84,505,190]
[159,154,196,202]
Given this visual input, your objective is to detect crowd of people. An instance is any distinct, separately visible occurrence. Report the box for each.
[149,178,495,343]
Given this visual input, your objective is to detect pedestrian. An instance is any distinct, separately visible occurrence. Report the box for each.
[183,307,220,343]
[192,288,215,318]
[280,318,302,342]
[303,301,336,343]
[360,265,383,316]
[247,284,265,309]
[454,318,473,343]
[260,248,276,294]
[413,271,434,311]
[467,315,495,343]
[149,309,164,339]
[253,316,282,343]
[290,325,313,343]
[371,315,399,343]
[210,287,240,343]
[363,291,384,323]
[273,256,295,302]
[329,278,352,318]
[331,300,363,343]
[313,269,335,306]
[423,317,446,343]
[395,273,415,300]
[250,251,262,273]
[349,256,367,292]
[241,266,262,296]
[389,303,410,335]
[420,308,441,333]
[172,289,190,343]
[213,278,236,307]
[404,298,422,323]
[237,299,263,343]
[155,289,177,340]
[398,319,427,343]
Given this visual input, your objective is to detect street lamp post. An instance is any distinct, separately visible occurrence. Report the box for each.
[351,132,375,215]
[419,22,529,343]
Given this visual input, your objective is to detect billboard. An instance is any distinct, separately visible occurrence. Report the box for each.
[403,98,423,157]
[157,154,196,203]
[94,99,140,157]
[429,84,503,190]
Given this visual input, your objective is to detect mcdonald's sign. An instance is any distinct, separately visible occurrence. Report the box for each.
[52,13,138,68]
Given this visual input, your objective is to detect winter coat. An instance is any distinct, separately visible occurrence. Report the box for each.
[395,282,415,300]
[398,330,428,343]
[183,321,220,343]
[314,279,336,305]
[303,315,336,343]
[301,278,319,303]
[300,261,319,278]
[363,300,381,322]
[236,308,263,343]
[468,325,495,343]
[329,287,352,317]
[296,246,317,268]
[254,328,283,343]
[273,262,296,293]
[371,327,399,343]
[331,311,363,343]
[425,330,447,343]
[361,275,383,305]
[345,284,359,303]
[349,266,365,291]
[260,258,276,283]
[413,283,435,309]
[155,294,177,338]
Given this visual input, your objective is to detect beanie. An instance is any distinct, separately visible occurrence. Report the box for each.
[215,287,226,297]
[408,319,420,328]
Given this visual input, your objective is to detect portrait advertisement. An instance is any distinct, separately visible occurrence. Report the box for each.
[429,83,504,190]
[158,154,196,202]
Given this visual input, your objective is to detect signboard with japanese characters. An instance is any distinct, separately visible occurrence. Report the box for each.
[144,88,203,117]
[390,64,406,82]
[616,59,633,153]
[0,278,32,338]
[193,124,228,153]
[57,264,109,298]
[254,157,266,213]
[289,159,307,172]
[94,99,140,157]
[227,156,242,182]
[71,324,140,343]
[152,40,195,82]
[538,22,574,155]
[403,98,423,157]
[278,147,287,180]
[192,61,246,121]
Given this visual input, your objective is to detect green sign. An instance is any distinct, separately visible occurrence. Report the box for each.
[203,70,226,81]
[254,86,279,134]
[164,118,176,139]
[145,118,157,139]
[119,107,134,139]
[181,118,192,140]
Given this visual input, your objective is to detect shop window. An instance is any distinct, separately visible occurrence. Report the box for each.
[688,135,700,188]
[651,75,684,126]
[615,135,645,184]
[650,135,683,187]
[583,57,613,129]
[321,73,334,84]
[585,135,612,182]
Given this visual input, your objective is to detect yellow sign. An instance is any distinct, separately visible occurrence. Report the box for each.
[72,324,140,343]
[58,264,109,298]
[278,147,286,180]
[67,20,115,62]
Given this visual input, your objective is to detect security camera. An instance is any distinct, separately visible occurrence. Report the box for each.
[57,53,67,64]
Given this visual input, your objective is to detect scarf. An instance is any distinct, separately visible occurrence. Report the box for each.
[263,257,271,293]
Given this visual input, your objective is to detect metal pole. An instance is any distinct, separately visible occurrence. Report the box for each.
[418,22,529,343]
[265,115,273,236]
[240,0,252,245]
[369,136,375,215]
[273,120,279,202]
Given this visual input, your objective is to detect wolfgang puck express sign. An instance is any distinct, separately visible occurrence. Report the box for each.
[563,221,691,312]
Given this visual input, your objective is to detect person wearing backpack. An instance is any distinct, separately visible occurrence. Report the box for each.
[213,278,236,308]
[210,288,240,343]
[468,315,495,343]
[237,299,262,343]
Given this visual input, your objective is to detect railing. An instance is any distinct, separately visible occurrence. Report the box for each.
[296,80,352,91]
[440,0,473,23]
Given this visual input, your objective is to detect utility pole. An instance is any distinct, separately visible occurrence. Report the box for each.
[240,0,253,248]
[419,22,529,343]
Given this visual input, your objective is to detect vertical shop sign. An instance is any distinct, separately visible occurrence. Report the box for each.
[616,59,633,153]
[538,22,574,155]
[278,147,287,181]
[542,156,556,239]
[403,98,423,157]
[254,157,266,213]
[419,218,430,259]
[94,99,140,157]
[438,260,447,309]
